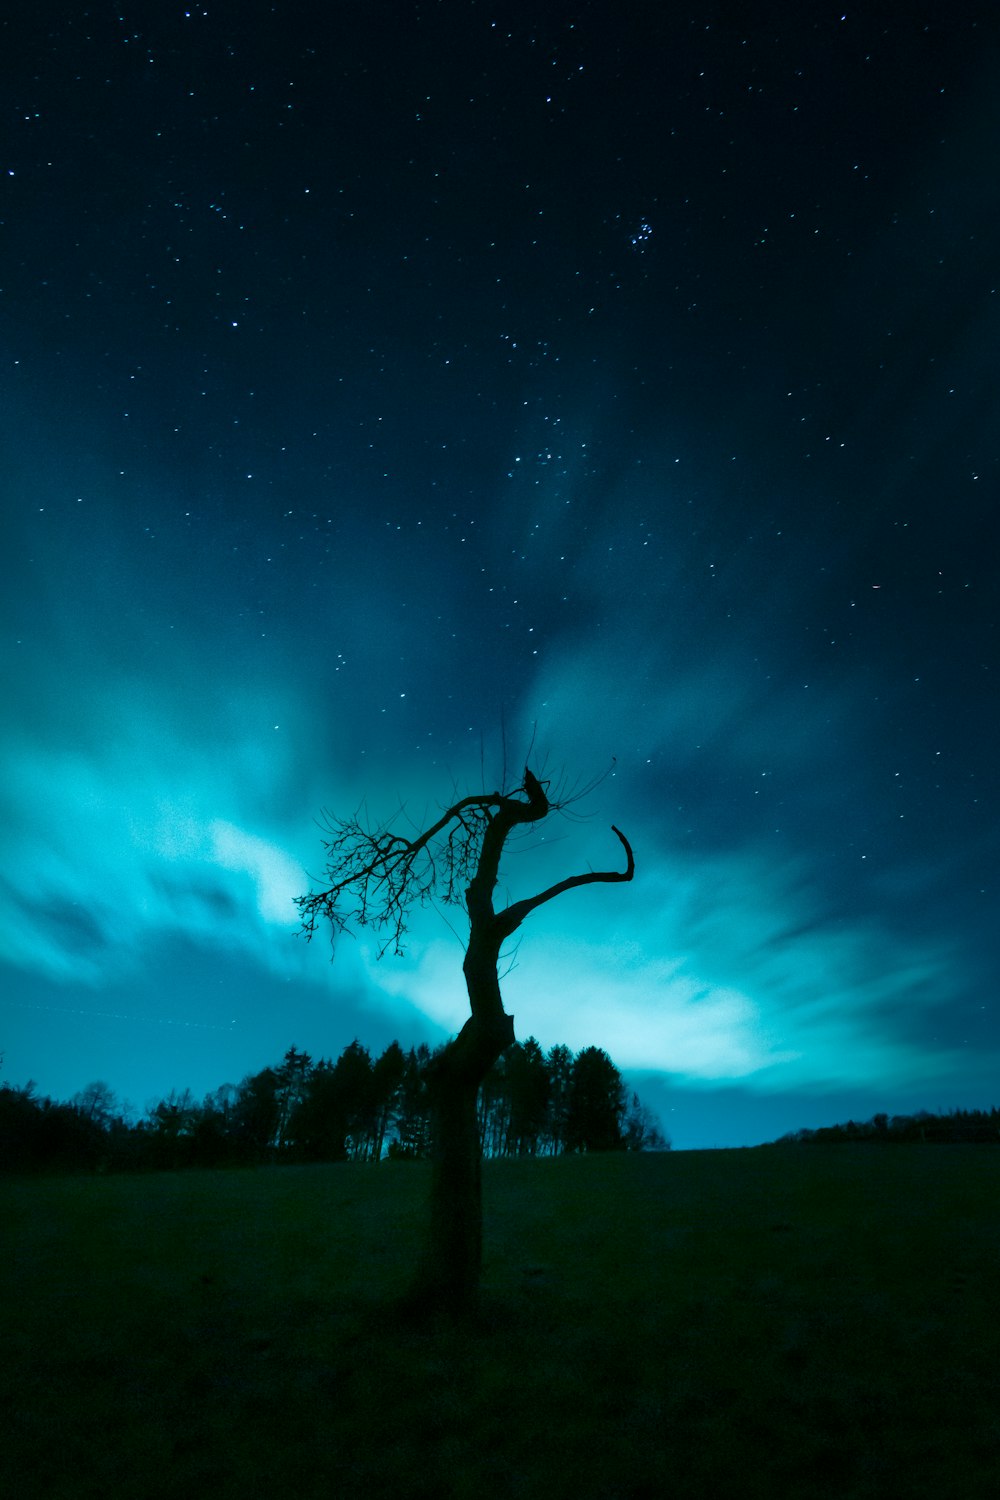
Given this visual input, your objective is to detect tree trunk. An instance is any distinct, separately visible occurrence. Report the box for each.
[417,1064,484,1310]
[408,962,514,1317]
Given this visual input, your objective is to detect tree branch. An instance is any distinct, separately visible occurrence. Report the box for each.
[496,825,634,938]
[465,768,550,926]
[295,771,555,957]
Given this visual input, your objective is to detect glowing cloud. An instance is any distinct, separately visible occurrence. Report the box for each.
[207,819,303,927]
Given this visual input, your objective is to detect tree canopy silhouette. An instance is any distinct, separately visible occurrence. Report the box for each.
[296,765,634,1313]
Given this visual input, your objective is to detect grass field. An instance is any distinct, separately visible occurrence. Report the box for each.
[3,1146,999,1498]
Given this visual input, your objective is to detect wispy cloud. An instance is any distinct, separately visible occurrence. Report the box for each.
[0,678,309,986]
[3,573,989,1101]
[206,820,303,927]
[360,822,970,1094]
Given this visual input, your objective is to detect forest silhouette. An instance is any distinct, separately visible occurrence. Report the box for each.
[0,1036,669,1175]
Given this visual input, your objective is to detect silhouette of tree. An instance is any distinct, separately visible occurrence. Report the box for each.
[188,1094,235,1168]
[199,1081,239,1156]
[282,1036,429,1165]
[476,1048,511,1159]
[72,1081,118,1129]
[775,1106,1000,1147]
[273,1046,314,1150]
[146,1088,200,1169]
[541,1042,574,1155]
[231,1067,281,1159]
[0,1082,49,1172]
[288,1058,349,1161]
[505,1038,550,1156]
[623,1092,671,1152]
[297,765,634,1313]
[566,1046,627,1153]
[327,1040,379,1159]
[371,1041,407,1161]
[389,1044,434,1159]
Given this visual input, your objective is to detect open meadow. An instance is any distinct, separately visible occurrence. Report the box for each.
[3,1146,999,1498]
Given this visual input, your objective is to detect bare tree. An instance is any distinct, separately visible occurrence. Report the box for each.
[296,766,634,1314]
[72,1080,118,1129]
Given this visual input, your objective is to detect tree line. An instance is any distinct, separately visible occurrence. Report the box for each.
[0,1038,669,1175]
[773,1107,1000,1147]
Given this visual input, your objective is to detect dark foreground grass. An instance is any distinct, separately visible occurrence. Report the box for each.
[3,1147,1000,1499]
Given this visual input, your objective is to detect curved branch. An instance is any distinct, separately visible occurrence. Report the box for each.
[496,825,634,938]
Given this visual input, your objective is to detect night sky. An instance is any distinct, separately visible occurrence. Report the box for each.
[2,3,997,1149]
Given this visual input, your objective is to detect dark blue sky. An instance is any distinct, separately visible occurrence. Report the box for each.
[1,3,996,1148]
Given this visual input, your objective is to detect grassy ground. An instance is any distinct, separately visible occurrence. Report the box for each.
[3,1146,999,1498]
